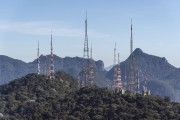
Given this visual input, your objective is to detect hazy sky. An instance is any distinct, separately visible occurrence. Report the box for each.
[0,0,180,67]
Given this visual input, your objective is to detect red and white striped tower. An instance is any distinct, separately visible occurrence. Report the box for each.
[37,40,40,75]
[115,53,123,92]
[49,33,55,79]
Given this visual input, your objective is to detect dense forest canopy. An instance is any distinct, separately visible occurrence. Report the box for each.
[0,72,180,120]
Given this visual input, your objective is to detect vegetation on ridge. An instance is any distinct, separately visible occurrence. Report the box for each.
[0,72,180,120]
[0,72,78,119]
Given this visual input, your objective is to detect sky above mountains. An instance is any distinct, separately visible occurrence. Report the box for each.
[0,0,180,67]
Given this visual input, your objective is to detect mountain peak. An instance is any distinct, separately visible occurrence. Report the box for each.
[132,48,144,56]
[133,48,143,53]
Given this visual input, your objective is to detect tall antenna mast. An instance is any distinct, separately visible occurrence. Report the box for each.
[144,74,147,92]
[83,10,89,58]
[90,44,92,59]
[82,11,89,87]
[136,67,140,94]
[45,55,48,76]
[89,44,94,86]
[49,32,55,79]
[37,40,40,75]
[128,19,135,93]
[130,18,133,54]
[114,43,116,66]
[113,43,117,90]
[124,64,127,89]
[142,72,150,95]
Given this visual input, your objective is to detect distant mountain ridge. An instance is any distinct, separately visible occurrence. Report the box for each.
[0,55,31,84]
[1,48,180,101]
[0,54,110,87]
[106,48,179,102]
[106,48,176,80]
[104,65,114,71]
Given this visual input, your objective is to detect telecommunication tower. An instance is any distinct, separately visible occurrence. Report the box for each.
[135,67,140,94]
[128,19,135,93]
[113,43,117,90]
[130,19,133,54]
[82,11,89,87]
[142,73,151,95]
[49,33,55,79]
[124,64,127,90]
[37,40,40,75]
[115,53,123,92]
[89,44,94,86]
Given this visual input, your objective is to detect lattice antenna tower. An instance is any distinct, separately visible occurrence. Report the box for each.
[115,53,123,92]
[143,72,148,93]
[82,11,89,87]
[89,44,94,86]
[114,43,116,66]
[83,11,89,59]
[135,67,140,94]
[37,40,40,75]
[90,44,92,59]
[49,32,55,79]
[141,70,150,95]
[130,18,133,54]
[124,64,127,89]
[113,43,117,90]
[128,18,135,93]
[45,55,48,76]
[144,74,147,92]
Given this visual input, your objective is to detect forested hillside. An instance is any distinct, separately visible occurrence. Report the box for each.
[0,72,78,119]
[0,73,180,120]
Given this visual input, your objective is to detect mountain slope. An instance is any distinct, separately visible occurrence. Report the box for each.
[0,55,106,85]
[0,72,78,98]
[0,78,180,120]
[106,48,178,101]
[30,55,109,87]
[59,87,180,120]
[29,55,105,76]
[0,72,78,119]
[106,48,176,81]
[0,55,31,84]
[1,49,180,102]
[131,48,176,80]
